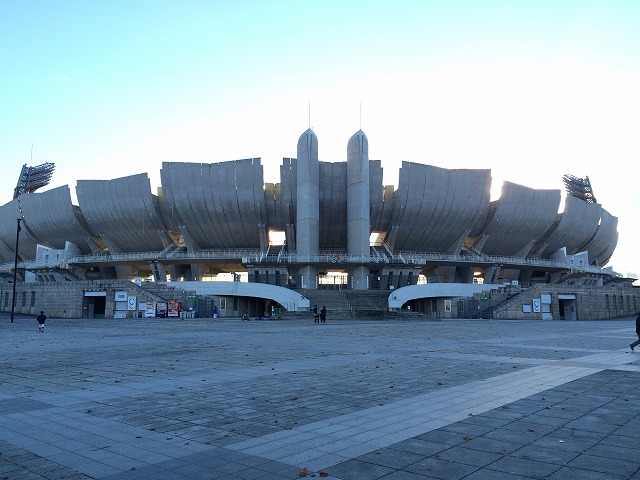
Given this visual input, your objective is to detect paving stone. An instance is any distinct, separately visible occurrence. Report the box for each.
[387,439,451,456]
[510,443,580,465]
[569,453,639,476]
[356,448,424,469]
[463,468,536,480]
[548,465,628,480]
[488,455,562,478]
[433,445,503,467]
[325,459,395,479]
[402,456,479,479]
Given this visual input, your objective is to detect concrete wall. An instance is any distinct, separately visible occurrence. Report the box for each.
[492,284,640,320]
[0,281,194,319]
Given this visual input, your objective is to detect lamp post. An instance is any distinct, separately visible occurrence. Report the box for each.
[10,218,22,323]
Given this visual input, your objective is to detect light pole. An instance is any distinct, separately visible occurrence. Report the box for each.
[10,218,22,323]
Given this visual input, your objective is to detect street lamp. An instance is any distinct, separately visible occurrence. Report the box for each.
[10,218,22,323]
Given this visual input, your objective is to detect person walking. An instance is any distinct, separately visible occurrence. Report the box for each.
[320,306,326,324]
[313,305,319,324]
[630,312,640,351]
[36,311,47,333]
[213,305,219,319]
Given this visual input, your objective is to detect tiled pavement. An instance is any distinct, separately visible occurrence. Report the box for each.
[1,313,639,479]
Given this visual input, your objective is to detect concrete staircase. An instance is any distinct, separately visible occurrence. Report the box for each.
[277,289,438,321]
[300,289,353,319]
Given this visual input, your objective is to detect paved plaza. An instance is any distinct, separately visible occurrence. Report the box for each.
[1,313,639,480]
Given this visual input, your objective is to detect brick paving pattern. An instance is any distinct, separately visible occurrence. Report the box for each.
[1,314,639,479]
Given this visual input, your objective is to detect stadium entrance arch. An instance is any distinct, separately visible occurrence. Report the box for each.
[164,281,310,316]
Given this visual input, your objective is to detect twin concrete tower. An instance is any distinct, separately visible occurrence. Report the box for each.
[296,128,370,290]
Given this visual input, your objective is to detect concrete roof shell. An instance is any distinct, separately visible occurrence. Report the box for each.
[0,153,619,269]
[478,181,561,257]
[160,159,267,249]
[0,198,41,261]
[76,173,167,253]
[580,209,618,266]
[17,185,94,254]
[536,195,603,257]
[387,163,491,252]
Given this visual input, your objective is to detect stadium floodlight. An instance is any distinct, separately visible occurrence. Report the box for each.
[562,174,597,204]
[13,162,55,198]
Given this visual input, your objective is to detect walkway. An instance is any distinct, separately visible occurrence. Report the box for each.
[1,314,639,479]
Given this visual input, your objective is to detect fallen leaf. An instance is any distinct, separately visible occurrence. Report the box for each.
[463,435,472,441]
[319,472,329,477]
[298,467,308,477]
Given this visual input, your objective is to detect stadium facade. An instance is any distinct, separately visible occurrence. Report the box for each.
[0,128,633,320]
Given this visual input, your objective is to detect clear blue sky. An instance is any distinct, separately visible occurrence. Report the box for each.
[1,1,639,277]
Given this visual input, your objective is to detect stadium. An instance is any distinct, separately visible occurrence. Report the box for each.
[0,128,636,321]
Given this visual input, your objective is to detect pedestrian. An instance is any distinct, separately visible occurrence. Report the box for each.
[313,305,319,324]
[320,306,326,324]
[630,312,640,351]
[36,311,47,333]
[242,310,249,321]
[213,305,219,319]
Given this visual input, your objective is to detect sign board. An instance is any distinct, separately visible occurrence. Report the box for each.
[532,299,541,313]
[145,302,156,318]
[115,291,127,302]
[127,296,137,311]
[168,301,180,317]
[156,302,168,318]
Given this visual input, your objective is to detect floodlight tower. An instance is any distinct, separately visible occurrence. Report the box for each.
[9,161,54,322]
[13,162,55,198]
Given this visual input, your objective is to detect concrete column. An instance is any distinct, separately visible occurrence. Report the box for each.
[347,130,370,290]
[296,129,319,287]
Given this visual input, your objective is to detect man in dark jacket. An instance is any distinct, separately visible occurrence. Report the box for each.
[630,313,640,351]
[37,311,47,333]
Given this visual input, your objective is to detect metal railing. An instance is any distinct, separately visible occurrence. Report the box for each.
[0,248,622,277]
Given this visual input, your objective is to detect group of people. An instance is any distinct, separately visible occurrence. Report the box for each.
[313,305,326,324]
